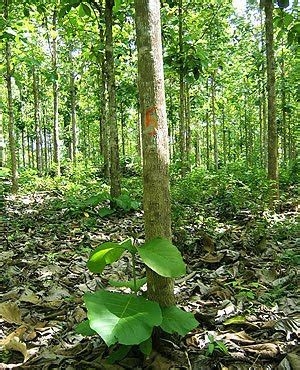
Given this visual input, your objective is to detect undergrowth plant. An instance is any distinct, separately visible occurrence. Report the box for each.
[76,238,198,359]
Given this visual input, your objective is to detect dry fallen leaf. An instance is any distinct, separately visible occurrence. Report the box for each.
[5,336,29,362]
[243,343,279,358]
[0,302,22,324]
[0,326,27,346]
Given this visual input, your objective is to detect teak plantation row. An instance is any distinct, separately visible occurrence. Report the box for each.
[0,0,298,198]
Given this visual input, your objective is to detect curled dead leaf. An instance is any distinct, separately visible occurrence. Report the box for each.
[243,343,279,358]
[0,302,22,324]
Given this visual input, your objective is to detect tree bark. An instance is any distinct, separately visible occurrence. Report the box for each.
[211,71,218,170]
[135,0,175,307]
[33,66,42,175]
[105,0,121,198]
[52,9,61,175]
[69,50,77,163]
[264,0,279,202]
[178,0,186,174]
[4,0,18,192]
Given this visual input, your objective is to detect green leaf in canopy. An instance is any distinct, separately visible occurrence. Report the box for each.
[113,0,122,12]
[137,238,186,277]
[160,306,198,336]
[84,290,162,346]
[78,3,91,17]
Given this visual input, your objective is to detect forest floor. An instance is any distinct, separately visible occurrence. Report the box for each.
[1,174,299,369]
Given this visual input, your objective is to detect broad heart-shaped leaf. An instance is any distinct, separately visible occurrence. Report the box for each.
[87,241,128,273]
[109,277,147,292]
[160,306,198,336]
[84,290,162,346]
[137,238,186,277]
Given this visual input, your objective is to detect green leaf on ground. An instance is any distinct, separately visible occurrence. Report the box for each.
[84,290,162,346]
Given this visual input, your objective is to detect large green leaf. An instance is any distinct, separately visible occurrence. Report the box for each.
[84,290,162,346]
[87,242,126,273]
[137,238,186,277]
[160,306,198,336]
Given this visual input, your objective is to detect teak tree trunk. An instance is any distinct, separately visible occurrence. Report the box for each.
[135,0,175,307]
[105,0,121,199]
[52,9,61,176]
[178,0,186,175]
[211,71,218,170]
[33,66,42,175]
[4,0,18,192]
[264,0,279,203]
[69,50,77,163]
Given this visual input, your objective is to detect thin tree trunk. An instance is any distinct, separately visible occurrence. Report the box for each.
[211,72,218,170]
[280,42,287,163]
[0,111,4,167]
[52,9,60,175]
[185,83,191,171]
[69,50,77,163]
[135,0,175,307]
[105,0,121,198]
[4,0,18,192]
[97,4,110,177]
[222,107,226,166]
[21,129,26,167]
[33,66,42,175]
[120,101,126,157]
[206,109,209,171]
[260,9,268,169]
[264,0,279,202]
[178,0,186,174]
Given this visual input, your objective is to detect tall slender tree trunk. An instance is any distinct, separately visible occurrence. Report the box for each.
[105,0,121,199]
[178,0,186,174]
[222,107,226,166]
[185,84,191,171]
[280,42,287,163]
[264,0,279,203]
[69,50,77,163]
[33,66,42,175]
[52,9,60,175]
[206,109,210,171]
[260,9,268,169]
[21,129,26,167]
[211,72,218,170]
[4,0,18,192]
[0,111,4,167]
[120,101,126,158]
[97,4,110,177]
[135,0,175,307]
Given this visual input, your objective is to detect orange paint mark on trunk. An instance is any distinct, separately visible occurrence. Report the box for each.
[145,106,158,136]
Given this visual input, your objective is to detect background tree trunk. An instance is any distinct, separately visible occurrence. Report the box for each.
[264,0,279,203]
[105,0,121,198]
[4,0,18,192]
[33,66,42,175]
[135,0,175,307]
[52,9,61,175]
